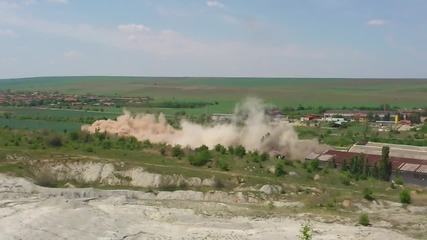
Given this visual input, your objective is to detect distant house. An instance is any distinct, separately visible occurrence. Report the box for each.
[324,110,396,121]
[63,97,78,102]
[300,114,322,121]
[210,113,233,122]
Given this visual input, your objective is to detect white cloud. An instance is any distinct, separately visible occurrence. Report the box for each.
[367,19,387,26]
[64,50,83,59]
[206,0,225,8]
[0,29,16,37]
[118,24,150,32]
[46,0,68,4]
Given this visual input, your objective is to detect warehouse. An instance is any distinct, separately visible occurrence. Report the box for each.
[349,141,427,160]
[316,148,427,186]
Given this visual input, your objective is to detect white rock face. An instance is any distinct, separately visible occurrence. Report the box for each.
[34,161,214,189]
[259,184,283,195]
[0,174,418,240]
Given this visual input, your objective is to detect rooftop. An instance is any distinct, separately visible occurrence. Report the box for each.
[348,142,427,161]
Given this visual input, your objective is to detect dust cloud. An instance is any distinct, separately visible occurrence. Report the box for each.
[81,98,329,159]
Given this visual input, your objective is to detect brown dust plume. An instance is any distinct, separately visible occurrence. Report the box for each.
[81,98,329,159]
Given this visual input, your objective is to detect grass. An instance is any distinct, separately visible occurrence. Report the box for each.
[2,77,427,110]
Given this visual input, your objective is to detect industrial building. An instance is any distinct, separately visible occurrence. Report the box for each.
[305,141,427,186]
[349,142,427,160]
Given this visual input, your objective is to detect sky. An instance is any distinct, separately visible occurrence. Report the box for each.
[0,0,426,78]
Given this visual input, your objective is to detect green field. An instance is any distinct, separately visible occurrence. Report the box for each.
[1,77,427,111]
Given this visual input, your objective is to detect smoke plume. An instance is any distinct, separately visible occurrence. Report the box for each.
[81,98,329,159]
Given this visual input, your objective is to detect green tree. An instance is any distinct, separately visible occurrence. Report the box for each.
[159,147,166,156]
[371,162,379,179]
[362,159,369,178]
[260,152,269,161]
[234,145,246,158]
[188,145,211,166]
[341,159,347,172]
[379,146,392,181]
[172,145,184,158]
[214,144,226,154]
[328,157,337,168]
[228,146,235,155]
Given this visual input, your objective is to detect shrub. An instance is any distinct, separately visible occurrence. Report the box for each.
[341,177,350,186]
[298,222,312,240]
[228,146,234,154]
[234,145,246,158]
[394,177,404,185]
[102,140,112,149]
[142,139,152,148]
[359,213,370,226]
[363,188,374,201]
[188,146,211,166]
[216,159,231,171]
[275,163,285,177]
[260,152,269,161]
[84,147,94,152]
[250,150,260,163]
[306,159,320,172]
[68,131,79,141]
[172,145,184,158]
[213,176,226,189]
[159,147,166,156]
[46,135,62,147]
[400,189,411,204]
[284,158,295,167]
[35,172,57,188]
[214,144,226,154]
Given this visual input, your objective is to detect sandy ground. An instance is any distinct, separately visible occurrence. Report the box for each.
[0,174,417,240]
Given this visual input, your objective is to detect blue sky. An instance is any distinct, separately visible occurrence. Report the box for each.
[0,0,426,78]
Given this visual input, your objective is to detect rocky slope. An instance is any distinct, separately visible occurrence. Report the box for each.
[0,173,418,240]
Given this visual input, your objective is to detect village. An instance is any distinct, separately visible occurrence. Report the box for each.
[0,90,151,108]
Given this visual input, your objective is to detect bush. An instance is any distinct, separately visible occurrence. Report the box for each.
[359,213,370,226]
[400,189,411,204]
[363,188,374,201]
[35,172,57,187]
[228,146,234,154]
[216,158,231,171]
[341,177,350,186]
[394,177,404,185]
[234,145,246,158]
[214,144,226,154]
[84,147,94,152]
[250,150,260,163]
[142,139,152,148]
[284,158,295,167]
[102,140,112,149]
[306,159,320,172]
[298,222,312,240]
[260,152,269,161]
[46,135,62,147]
[188,146,211,166]
[213,176,226,189]
[275,163,285,177]
[159,147,166,156]
[172,145,184,158]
